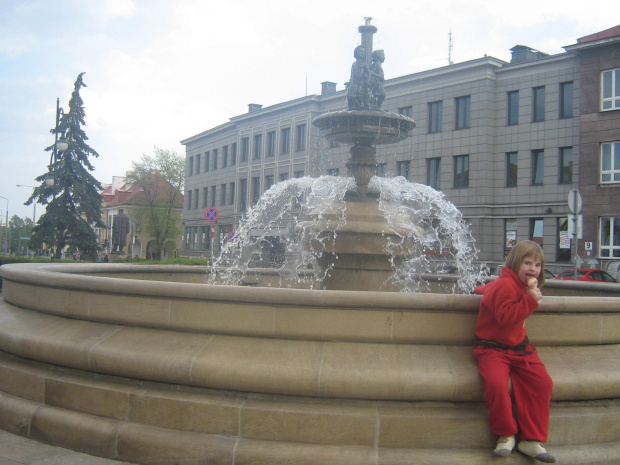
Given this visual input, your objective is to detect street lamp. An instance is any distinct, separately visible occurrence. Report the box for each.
[46,98,69,261]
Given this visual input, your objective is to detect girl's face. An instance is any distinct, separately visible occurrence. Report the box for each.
[518,254,542,285]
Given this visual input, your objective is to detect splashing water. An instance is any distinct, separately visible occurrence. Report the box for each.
[373,176,483,293]
[210,175,484,293]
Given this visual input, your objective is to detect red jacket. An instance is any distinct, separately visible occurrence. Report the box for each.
[474,267,539,347]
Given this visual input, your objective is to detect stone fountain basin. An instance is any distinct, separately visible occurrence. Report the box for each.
[312,109,416,145]
[1,263,619,399]
[1,263,619,464]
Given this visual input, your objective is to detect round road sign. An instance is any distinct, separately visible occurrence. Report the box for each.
[205,207,219,223]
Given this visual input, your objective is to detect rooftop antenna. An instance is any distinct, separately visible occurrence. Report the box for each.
[448,29,454,65]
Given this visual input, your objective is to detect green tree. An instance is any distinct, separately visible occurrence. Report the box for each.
[8,215,34,255]
[126,147,184,260]
[26,73,105,260]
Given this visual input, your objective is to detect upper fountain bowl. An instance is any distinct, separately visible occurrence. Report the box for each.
[312,109,416,146]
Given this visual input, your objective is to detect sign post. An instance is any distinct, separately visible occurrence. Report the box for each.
[568,189,582,281]
[205,207,219,262]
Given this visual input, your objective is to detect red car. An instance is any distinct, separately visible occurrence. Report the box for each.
[552,269,618,283]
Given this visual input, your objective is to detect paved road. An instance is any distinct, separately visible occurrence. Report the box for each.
[0,429,135,465]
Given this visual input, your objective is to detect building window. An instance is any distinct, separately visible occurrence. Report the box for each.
[505,218,517,251]
[295,124,306,152]
[427,157,441,189]
[530,218,544,246]
[601,142,620,183]
[267,131,276,157]
[188,156,193,176]
[531,150,544,186]
[559,147,573,184]
[213,148,218,170]
[600,217,620,258]
[397,160,410,180]
[377,163,386,177]
[222,146,228,168]
[239,179,247,212]
[202,187,208,208]
[455,96,470,130]
[533,86,545,122]
[398,106,412,117]
[229,182,235,205]
[453,155,469,188]
[428,101,442,134]
[559,81,573,118]
[327,168,339,176]
[507,91,519,126]
[211,186,216,209]
[601,68,620,111]
[187,189,192,209]
[557,217,571,262]
[506,152,518,187]
[265,175,274,192]
[196,153,201,174]
[194,189,199,209]
[279,172,289,182]
[251,177,261,205]
[294,170,305,178]
[231,143,237,165]
[253,134,262,160]
[281,127,290,155]
[241,137,249,162]
[205,151,210,172]
[220,184,226,206]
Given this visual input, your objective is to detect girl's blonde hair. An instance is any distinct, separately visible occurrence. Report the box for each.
[504,240,546,287]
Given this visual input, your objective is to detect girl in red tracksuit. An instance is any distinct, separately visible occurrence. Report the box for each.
[473,241,555,463]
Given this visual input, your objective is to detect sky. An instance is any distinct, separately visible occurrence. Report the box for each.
[0,0,617,222]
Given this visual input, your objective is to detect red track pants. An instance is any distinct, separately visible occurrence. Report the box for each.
[473,346,553,442]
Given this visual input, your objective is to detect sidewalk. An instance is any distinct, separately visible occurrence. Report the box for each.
[0,429,135,465]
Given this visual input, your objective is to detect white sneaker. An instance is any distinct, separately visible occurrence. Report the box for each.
[517,440,556,463]
[494,435,515,457]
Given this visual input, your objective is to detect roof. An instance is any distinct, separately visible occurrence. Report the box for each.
[578,25,620,43]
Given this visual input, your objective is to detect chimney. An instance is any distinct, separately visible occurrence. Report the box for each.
[509,45,549,64]
[248,103,263,113]
[321,81,337,95]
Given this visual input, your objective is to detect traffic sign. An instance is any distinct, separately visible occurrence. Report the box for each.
[228,231,237,242]
[568,189,582,214]
[205,207,219,223]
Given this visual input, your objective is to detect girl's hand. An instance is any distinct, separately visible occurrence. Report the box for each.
[528,287,543,302]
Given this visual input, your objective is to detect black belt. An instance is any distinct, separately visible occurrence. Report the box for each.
[473,335,530,352]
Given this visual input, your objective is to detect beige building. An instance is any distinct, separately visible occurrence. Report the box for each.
[181,26,620,275]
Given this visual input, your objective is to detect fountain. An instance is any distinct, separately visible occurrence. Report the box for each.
[0,19,619,465]
[212,19,479,294]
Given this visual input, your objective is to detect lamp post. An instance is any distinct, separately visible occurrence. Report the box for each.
[0,195,8,254]
[45,98,69,262]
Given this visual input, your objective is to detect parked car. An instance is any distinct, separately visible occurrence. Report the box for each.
[544,269,555,279]
[552,269,618,283]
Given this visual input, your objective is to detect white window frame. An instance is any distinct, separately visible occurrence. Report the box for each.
[601,68,620,111]
[599,217,620,258]
[601,142,620,184]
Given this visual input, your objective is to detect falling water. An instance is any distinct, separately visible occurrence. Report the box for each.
[210,175,484,293]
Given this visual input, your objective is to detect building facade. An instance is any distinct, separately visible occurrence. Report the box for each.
[99,176,183,260]
[181,26,620,275]
[565,25,620,276]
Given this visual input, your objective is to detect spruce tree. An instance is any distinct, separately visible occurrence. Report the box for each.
[27,73,105,260]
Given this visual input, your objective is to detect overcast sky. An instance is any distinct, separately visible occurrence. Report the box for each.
[0,0,617,221]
